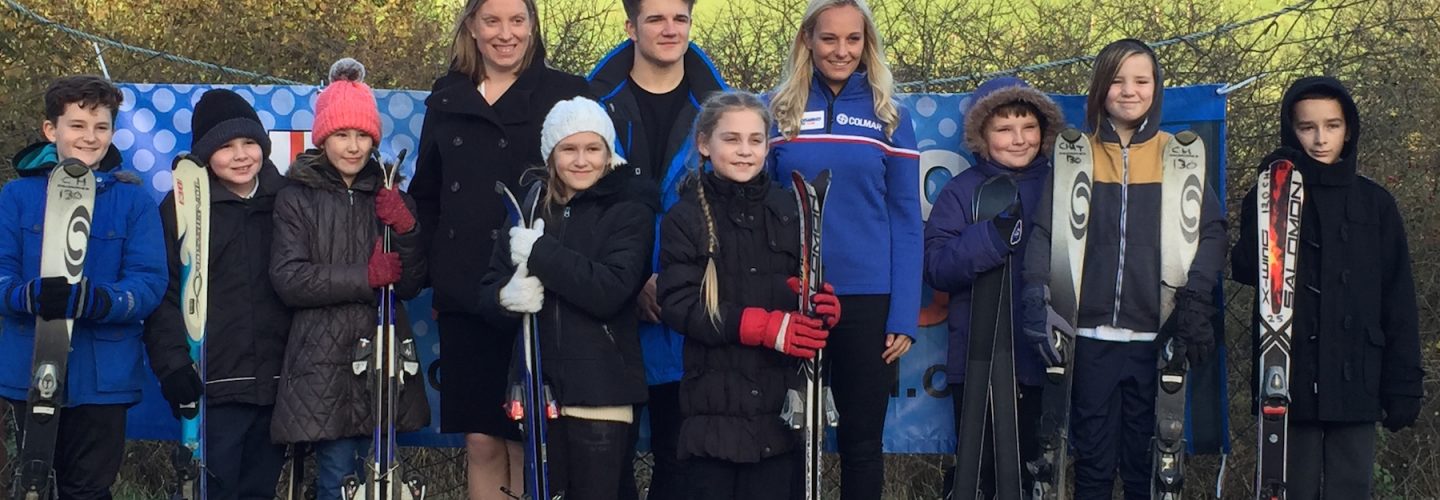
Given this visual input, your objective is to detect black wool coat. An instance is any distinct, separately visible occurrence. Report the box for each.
[411,47,589,315]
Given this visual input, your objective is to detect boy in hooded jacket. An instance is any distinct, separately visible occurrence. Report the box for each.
[1232,76,1423,499]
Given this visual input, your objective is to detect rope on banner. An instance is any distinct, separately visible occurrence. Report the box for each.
[895,0,1317,91]
[3,0,303,85]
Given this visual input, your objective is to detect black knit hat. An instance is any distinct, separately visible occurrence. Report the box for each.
[191,89,271,163]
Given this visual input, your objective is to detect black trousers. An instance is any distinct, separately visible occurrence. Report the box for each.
[620,382,685,500]
[824,294,895,500]
[549,416,630,500]
[1069,338,1157,500]
[206,403,286,500]
[1287,421,1377,500]
[943,383,1042,499]
[7,400,127,500]
[689,453,793,500]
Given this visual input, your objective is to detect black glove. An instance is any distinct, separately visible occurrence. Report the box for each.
[991,195,1024,251]
[1158,287,1216,367]
[27,276,111,321]
[160,366,204,420]
[1382,395,1421,432]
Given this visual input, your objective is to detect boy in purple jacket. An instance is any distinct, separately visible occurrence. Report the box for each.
[923,76,1064,496]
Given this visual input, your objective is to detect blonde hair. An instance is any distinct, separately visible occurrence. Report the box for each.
[449,0,542,84]
[770,0,900,140]
[691,91,775,326]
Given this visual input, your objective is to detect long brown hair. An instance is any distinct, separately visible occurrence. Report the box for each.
[449,0,542,84]
[691,91,774,326]
[1084,39,1160,133]
[770,0,899,140]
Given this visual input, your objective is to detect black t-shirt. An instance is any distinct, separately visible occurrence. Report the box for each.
[630,77,690,181]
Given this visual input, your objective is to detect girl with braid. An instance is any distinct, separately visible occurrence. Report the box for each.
[657,91,841,500]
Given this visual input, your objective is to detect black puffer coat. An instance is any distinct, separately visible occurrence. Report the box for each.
[269,151,429,443]
[1232,76,1423,423]
[478,173,658,407]
[657,172,804,463]
[146,160,291,406]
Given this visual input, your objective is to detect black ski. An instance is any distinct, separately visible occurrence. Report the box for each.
[1255,158,1303,500]
[496,181,557,500]
[12,159,95,500]
[790,170,836,500]
[951,174,1023,500]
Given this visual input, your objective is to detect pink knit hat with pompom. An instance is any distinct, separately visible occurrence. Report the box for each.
[311,57,381,146]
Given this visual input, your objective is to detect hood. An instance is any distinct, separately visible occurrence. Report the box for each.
[1279,76,1361,164]
[1094,39,1165,145]
[972,154,1051,182]
[963,76,1066,159]
[285,149,385,193]
[12,141,139,186]
[587,40,728,99]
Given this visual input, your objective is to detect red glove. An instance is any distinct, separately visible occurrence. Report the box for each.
[787,277,842,329]
[368,238,401,288]
[738,308,828,359]
[375,186,416,234]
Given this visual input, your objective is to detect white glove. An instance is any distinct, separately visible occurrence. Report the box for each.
[509,219,546,267]
[499,264,544,314]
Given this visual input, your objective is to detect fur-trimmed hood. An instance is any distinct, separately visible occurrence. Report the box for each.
[963,77,1066,159]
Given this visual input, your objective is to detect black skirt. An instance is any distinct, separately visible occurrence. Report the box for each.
[437,312,522,441]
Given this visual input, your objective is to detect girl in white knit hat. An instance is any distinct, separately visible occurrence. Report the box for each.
[476,96,657,500]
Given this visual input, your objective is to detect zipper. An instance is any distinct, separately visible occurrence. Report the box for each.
[1112,146,1130,326]
[822,77,848,134]
[602,323,617,346]
[347,189,354,206]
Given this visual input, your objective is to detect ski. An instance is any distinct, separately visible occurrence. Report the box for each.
[1029,128,1091,499]
[1152,130,1208,499]
[496,180,557,500]
[951,174,1023,500]
[284,443,307,500]
[347,151,425,500]
[171,155,210,500]
[12,159,95,500]
[1255,159,1303,500]
[790,170,836,500]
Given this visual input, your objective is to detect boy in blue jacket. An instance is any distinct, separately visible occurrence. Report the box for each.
[0,75,178,498]
[923,76,1064,496]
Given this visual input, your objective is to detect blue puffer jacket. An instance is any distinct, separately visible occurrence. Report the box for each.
[0,142,167,406]
[924,157,1050,387]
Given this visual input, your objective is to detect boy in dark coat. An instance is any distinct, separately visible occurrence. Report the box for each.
[1232,76,1424,499]
[923,76,1064,496]
[145,88,293,499]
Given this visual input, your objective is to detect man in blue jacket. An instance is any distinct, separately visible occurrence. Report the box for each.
[0,75,184,498]
[587,0,727,497]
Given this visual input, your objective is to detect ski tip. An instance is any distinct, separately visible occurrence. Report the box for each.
[1173,130,1200,146]
[171,155,202,172]
[1059,128,1084,143]
[814,169,832,189]
[57,158,89,177]
[1266,158,1295,172]
[494,181,509,196]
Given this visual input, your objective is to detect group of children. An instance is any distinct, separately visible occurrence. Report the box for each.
[0,0,1424,500]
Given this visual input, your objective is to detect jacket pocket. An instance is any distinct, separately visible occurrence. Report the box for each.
[85,228,129,283]
[91,328,143,394]
[1363,325,1385,396]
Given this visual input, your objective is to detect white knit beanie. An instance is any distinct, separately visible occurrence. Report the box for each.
[540,97,627,169]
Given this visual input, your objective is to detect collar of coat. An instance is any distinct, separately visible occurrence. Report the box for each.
[1264,146,1357,187]
[12,141,140,187]
[286,149,385,193]
[587,40,727,101]
[425,43,557,125]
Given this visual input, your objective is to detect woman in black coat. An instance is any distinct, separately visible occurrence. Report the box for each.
[409,0,588,495]
[477,97,655,499]
[657,92,840,500]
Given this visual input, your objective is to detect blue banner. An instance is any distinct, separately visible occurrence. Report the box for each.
[115,83,1228,454]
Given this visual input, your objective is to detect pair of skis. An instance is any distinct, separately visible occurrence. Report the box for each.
[346,151,426,500]
[952,174,1024,500]
[11,159,95,500]
[1025,129,1210,499]
[496,181,560,500]
[1255,159,1303,499]
[170,156,210,499]
[789,170,838,500]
